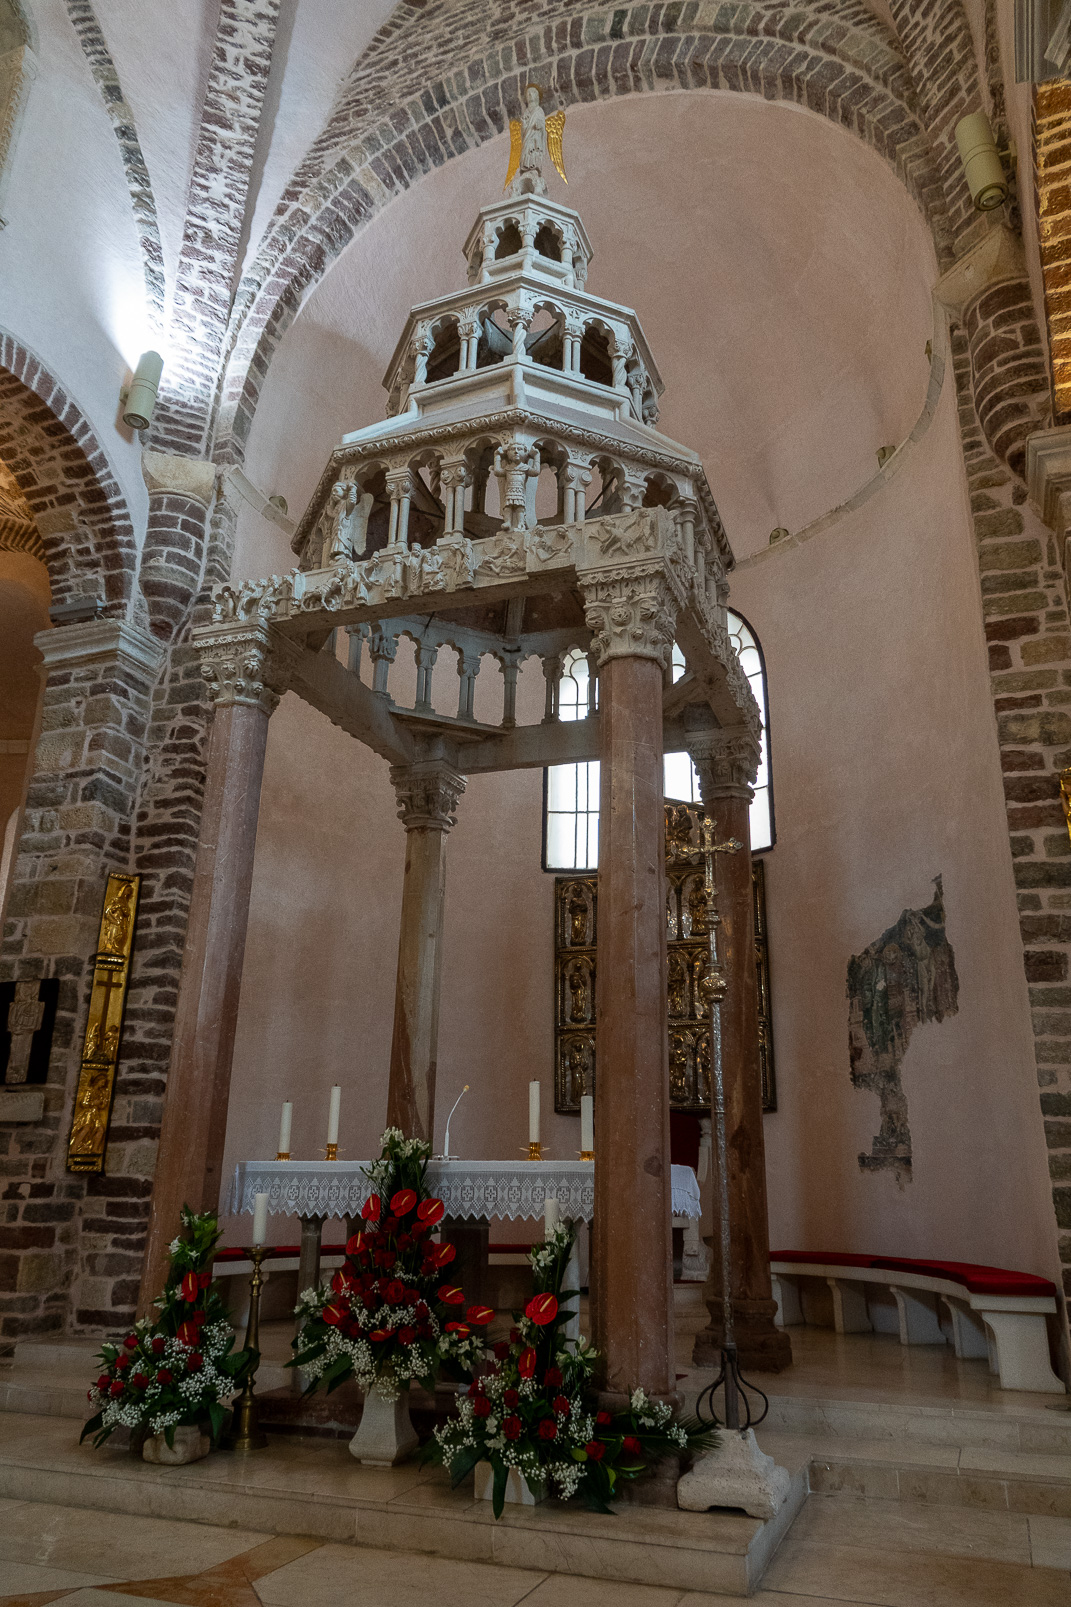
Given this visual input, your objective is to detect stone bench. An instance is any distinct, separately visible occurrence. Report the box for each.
[770,1251,1064,1395]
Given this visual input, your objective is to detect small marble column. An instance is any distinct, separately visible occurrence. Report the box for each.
[689,729,792,1373]
[386,760,466,1144]
[582,569,677,1402]
[138,622,284,1314]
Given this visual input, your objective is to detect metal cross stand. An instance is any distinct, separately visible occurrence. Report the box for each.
[694,817,769,1434]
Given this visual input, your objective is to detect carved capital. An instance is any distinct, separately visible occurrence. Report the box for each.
[688,727,760,803]
[141,449,217,508]
[389,759,466,832]
[579,564,678,670]
[195,621,288,716]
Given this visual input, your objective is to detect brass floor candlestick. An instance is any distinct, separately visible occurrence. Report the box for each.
[226,1244,268,1452]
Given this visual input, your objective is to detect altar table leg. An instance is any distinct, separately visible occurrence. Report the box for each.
[293,1214,325,1394]
[442,1218,489,1308]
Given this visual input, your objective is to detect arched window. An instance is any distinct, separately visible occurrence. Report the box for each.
[543,615,774,871]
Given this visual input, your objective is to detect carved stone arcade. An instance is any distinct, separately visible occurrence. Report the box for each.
[141,176,784,1393]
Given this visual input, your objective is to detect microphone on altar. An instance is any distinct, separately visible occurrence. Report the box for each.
[437,1084,469,1160]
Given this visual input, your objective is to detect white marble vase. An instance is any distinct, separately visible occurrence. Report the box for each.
[348,1379,419,1466]
[474,1459,546,1505]
[142,1424,211,1465]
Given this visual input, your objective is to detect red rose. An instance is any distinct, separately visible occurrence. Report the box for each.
[493,1341,511,1360]
[525,1293,558,1326]
[193,1310,206,1327]
[445,1322,471,1338]
[538,1418,557,1440]
[503,1415,522,1441]
[585,1439,605,1461]
[553,1395,570,1416]
[370,1329,389,1342]
[622,1435,642,1456]
[467,1380,485,1397]
[109,1380,124,1397]
[390,1188,417,1216]
[384,1279,405,1305]
[544,1367,563,1387]
[509,1327,521,1343]
[418,1323,432,1340]
[398,1326,417,1345]
[437,1284,464,1305]
[397,1233,413,1251]
[180,1272,199,1303]
[361,1195,381,1222]
[131,1372,148,1389]
[596,1410,613,1427]
[379,1250,396,1271]
[123,1333,139,1350]
[157,1368,173,1385]
[425,1242,456,1269]
[151,1336,165,1354]
[97,1374,110,1389]
[518,1347,536,1379]
[472,1396,492,1419]
[187,1352,203,1371]
[115,1351,131,1369]
[417,1197,445,1225]
[415,1301,429,1319]
[466,1305,495,1327]
[503,1387,519,1408]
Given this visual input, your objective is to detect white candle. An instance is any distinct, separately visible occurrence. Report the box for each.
[278,1101,292,1154]
[327,1085,341,1147]
[544,1193,559,1234]
[529,1080,540,1145]
[580,1094,594,1153]
[252,1192,269,1246]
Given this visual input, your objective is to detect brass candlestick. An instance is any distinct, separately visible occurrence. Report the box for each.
[525,1141,543,1161]
[275,1151,290,1161]
[578,1149,594,1161]
[324,1142,339,1161]
[226,1244,268,1452]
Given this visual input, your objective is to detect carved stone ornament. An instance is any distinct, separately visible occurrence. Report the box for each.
[197,623,288,715]
[389,760,467,832]
[688,728,761,802]
[579,564,678,670]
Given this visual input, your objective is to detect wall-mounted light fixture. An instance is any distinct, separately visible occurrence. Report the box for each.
[955,112,1011,212]
[121,350,164,430]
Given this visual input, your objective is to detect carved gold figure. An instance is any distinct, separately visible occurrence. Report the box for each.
[67,873,140,1174]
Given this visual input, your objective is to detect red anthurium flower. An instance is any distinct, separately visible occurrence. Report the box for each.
[187,1353,203,1371]
[151,1336,165,1354]
[437,1284,464,1305]
[417,1197,445,1225]
[503,1415,522,1441]
[518,1347,536,1379]
[585,1439,605,1461]
[390,1188,417,1216]
[157,1368,173,1385]
[361,1194,381,1222]
[473,1396,492,1419]
[544,1367,563,1387]
[97,1374,110,1389]
[369,1329,389,1342]
[330,1269,353,1294]
[525,1292,558,1326]
[426,1242,456,1269]
[553,1395,570,1417]
[466,1305,495,1327]
[322,1304,344,1327]
[622,1435,642,1456]
[595,1410,613,1427]
[123,1333,139,1349]
[198,1270,212,1290]
[398,1325,417,1345]
[538,1418,557,1440]
[503,1387,519,1408]
[445,1321,471,1337]
[180,1271,199,1303]
[346,1233,364,1256]
[109,1380,124,1397]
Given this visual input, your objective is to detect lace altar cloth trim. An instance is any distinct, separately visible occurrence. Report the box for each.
[229,1159,700,1221]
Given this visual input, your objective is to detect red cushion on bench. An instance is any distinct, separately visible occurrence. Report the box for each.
[873,1257,1057,1299]
[770,1251,881,1268]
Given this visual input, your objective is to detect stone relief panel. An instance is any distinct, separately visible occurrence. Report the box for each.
[848,875,959,1184]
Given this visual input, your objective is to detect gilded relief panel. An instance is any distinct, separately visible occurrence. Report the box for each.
[554,805,775,1114]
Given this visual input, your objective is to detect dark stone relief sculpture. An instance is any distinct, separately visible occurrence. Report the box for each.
[848,876,959,1183]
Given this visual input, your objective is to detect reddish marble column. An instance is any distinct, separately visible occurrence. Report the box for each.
[690,730,791,1372]
[585,623,675,1401]
[138,624,282,1315]
[386,760,465,1144]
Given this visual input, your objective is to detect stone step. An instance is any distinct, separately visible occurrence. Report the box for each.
[0,1410,809,1597]
[762,1390,1071,1455]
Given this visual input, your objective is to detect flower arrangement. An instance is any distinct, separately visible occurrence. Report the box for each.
[81,1208,253,1450]
[291,1127,486,1399]
[430,1218,715,1516]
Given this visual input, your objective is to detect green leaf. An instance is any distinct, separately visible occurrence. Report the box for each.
[80,1411,103,1444]
[164,1423,176,1450]
[448,1443,483,1489]
[208,1400,225,1444]
[491,1454,508,1520]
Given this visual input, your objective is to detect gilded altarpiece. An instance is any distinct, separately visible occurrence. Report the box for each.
[66,872,140,1174]
[554,805,775,1115]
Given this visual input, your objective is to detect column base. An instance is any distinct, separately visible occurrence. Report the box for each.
[692,1298,793,1373]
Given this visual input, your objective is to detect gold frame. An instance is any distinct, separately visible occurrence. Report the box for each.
[554,804,776,1114]
[66,872,140,1174]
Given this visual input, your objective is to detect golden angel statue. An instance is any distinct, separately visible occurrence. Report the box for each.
[505,85,566,196]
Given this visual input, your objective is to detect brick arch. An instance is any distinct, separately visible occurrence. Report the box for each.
[214,2,941,464]
[0,330,137,611]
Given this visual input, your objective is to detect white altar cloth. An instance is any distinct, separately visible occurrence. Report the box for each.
[229,1159,701,1223]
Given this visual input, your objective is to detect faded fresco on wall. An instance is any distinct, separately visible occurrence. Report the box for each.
[847,877,959,1183]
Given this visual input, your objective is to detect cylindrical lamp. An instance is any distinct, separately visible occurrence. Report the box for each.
[954,113,1008,212]
[122,350,164,430]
